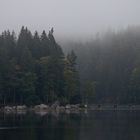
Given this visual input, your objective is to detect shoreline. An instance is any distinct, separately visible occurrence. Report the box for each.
[1,104,140,114]
[0,104,87,114]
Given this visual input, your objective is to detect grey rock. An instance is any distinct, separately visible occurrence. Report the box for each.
[65,104,71,109]
[16,105,27,110]
[34,104,49,111]
[4,106,13,112]
[51,101,60,109]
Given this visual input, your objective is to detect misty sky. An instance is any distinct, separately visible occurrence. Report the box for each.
[0,0,140,39]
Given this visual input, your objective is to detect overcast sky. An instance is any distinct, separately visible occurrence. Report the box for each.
[0,0,140,39]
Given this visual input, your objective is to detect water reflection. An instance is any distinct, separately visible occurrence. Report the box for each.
[0,111,140,140]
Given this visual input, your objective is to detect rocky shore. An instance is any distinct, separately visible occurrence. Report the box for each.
[0,103,87,114]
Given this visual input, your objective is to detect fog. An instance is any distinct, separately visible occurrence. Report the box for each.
[0,0,140,39]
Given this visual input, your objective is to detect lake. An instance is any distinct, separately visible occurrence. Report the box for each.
[0,110,140,140]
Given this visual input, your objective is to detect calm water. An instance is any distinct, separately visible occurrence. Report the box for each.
[0,110,140,140]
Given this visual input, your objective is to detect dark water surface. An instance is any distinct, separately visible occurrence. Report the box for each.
[0,110,140,140]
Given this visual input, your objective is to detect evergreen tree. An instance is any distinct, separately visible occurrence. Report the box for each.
[64,50,81,104]
[0,27,81,106]
[129,68,140,103]
[40,30,50,57]
[32,31,41,59]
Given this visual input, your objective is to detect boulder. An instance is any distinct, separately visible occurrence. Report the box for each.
[51,101,60,109]
[65,104,71,109]
[71,104,80,109]
[12,106,16,110]
[84,104,88,108]
[16,105,27,110]
[34,104,49,111]
[56,106,65,112]
[4,106,13,112]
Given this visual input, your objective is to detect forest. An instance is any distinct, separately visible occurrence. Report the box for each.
[0,26,80,106]
[63,26,140,104]
[1,26,140,106]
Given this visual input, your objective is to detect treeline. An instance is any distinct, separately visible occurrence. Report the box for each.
[63,26,140,104]
[2,26,140,105]
[0,27,80,106]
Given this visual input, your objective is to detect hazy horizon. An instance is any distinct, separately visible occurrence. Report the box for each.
[0,0,140,40]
